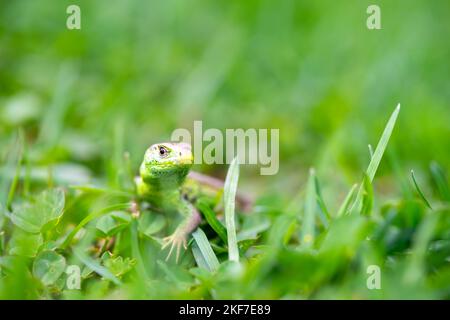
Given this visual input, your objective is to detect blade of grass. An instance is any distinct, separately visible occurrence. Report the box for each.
[0,132,23,207]
[314,174,330,227]
[337,184,358,217]
[223,157,240,262]
[360,173,374,216]
[411,170,432,209]
[351,104,400,214]
[6,130,24,209]
[23,143,31,197]
[192,228,220,272]
[301,168,316,248]
[191,242,210,271]
[0,231,4,256]
[368,144,374,159]
[366,104,401,181]
[69,184,133,197]
[197,198,227,244]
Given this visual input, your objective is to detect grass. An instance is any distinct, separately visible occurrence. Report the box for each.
[223,157,240,263]
[0,0,449,300]
[192,228,220,272]
[1,104,449,299]
[350,104,400,215]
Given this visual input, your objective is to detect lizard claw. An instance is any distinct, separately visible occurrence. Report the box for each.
[162,232,188,263]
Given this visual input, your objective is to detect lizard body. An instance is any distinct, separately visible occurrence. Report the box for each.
[135,142,252,262]
[135,142,200,262]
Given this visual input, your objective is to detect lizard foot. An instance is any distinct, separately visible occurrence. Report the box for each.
[161,232,188,263]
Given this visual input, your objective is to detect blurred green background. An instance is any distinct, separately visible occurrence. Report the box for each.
[0,0,449,299]
[1,0,449,199]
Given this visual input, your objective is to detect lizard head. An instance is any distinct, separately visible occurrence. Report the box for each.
[139,142,193,183]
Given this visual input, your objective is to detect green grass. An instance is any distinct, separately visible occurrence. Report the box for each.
[1,104,449,299]
[350,104,400,215]
[0,0,450,300]
[223,157,240,263]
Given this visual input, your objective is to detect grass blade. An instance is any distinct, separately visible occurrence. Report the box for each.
[360,173,374,216]
[337,184,358,217]
[411,170,432,209]
[197,198,228,243]
[6,130,24,209]
[223,157,240,262]
[301,168,317,248]
[351,104,400,214]
[191,242,210,271]
[192,228,220,272]
[366,104,401,181]
[368,144,374,159]
[314,174,330,226]
[0,132,23,208]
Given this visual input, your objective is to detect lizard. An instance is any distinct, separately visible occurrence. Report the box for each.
[134,142,252,262]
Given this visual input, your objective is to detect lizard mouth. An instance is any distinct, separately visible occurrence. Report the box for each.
[176,153,193,166]
[150,153,193,169]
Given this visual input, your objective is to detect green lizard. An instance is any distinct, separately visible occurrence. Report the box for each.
[135,142,251,263]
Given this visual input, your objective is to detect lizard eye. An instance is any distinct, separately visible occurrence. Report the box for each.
[158,146,169,158]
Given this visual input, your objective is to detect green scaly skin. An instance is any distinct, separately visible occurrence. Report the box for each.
[135,142,201,262]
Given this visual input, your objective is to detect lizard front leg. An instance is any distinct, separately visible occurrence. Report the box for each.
[162,200,201,263]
